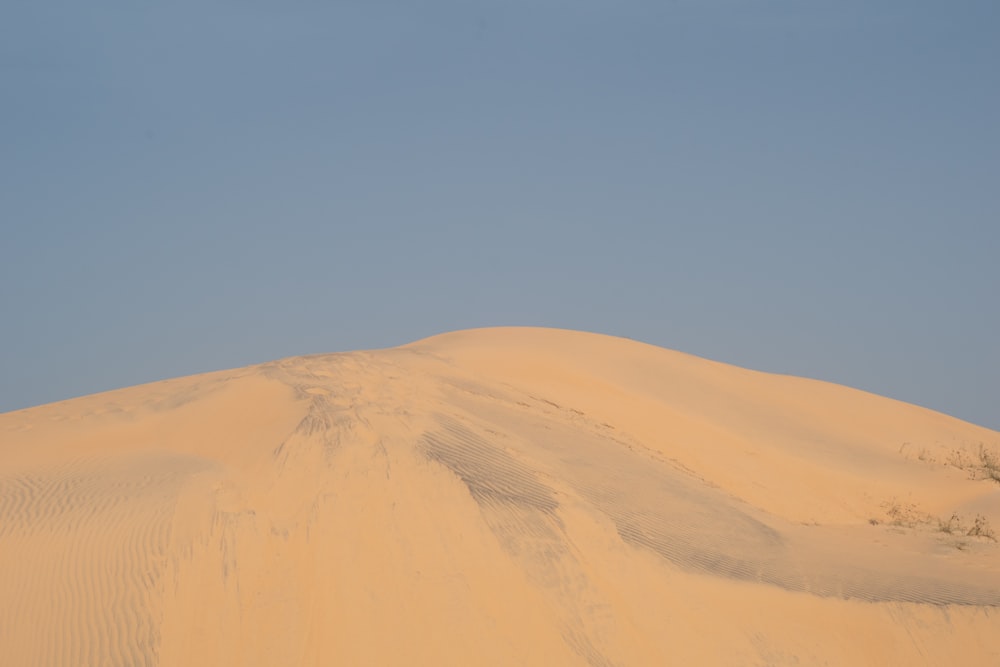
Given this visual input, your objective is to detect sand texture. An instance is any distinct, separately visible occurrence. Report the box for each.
[2,327,999,665]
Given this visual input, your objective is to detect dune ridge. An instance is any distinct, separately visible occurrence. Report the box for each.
[2,327,999,665]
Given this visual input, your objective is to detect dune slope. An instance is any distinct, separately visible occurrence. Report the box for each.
[2,327,999,666]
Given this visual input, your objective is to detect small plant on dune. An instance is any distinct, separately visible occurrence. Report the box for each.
[967,514,996,541]
[937,512,963,535]
[942,442,1000,483]
[978,445,1000,484]
[946,447,972,471]
[882,499,926,528]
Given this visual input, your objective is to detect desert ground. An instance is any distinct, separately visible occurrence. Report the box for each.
[1,327,999,665]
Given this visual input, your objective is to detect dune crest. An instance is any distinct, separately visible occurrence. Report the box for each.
[2,327,999,665]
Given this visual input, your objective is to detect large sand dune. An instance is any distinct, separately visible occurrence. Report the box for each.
[2,327,999,665]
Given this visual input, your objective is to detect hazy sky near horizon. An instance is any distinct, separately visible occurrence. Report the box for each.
[2,1,998,429]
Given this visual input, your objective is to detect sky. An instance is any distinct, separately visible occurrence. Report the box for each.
[2,0,998,430]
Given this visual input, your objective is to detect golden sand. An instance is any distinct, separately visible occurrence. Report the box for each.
[2,327,998,665]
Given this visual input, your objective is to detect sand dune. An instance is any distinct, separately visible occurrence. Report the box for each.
[2,327,999,666]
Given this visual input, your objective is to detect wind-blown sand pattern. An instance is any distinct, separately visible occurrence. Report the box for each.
[2,327,999,665]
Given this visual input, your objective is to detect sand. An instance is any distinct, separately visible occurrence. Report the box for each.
[1,326,999,666]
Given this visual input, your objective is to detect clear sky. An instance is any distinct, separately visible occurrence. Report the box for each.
[2,1,998,430]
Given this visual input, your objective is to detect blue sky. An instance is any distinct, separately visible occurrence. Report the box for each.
[2,1,998,430]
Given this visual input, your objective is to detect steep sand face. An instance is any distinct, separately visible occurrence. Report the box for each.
[1,327,999,666]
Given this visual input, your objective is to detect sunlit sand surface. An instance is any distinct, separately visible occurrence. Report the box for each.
[2,327,999,665]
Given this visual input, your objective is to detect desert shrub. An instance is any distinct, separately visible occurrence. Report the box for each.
[937,512,963,534]
[967,514,997,541]
[979,445,1000,484]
